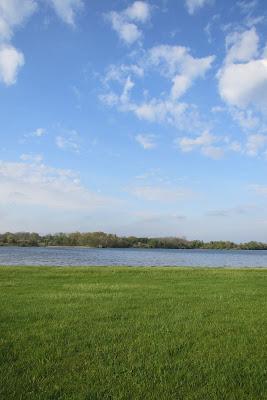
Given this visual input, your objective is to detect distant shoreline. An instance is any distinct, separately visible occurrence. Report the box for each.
[1,244,267,251]
[1,232,267,250]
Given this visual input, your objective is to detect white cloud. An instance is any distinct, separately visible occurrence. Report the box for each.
[100,90,207,134]
[100,75,135,108]
[106,1,151,45]
[0,43,24,85]
[211,106,225,113]
[177,130,224,159]
[204,14,219,44]
[135,134,157,149]
[0,0,83,86]
[230,108,260,130]
[227,134,267,157]
[245,15,265,28]
[237,0,258,15]
[108,12,141,44]
[0,0,37,41]
[20,153,43,162]
[100,63,144,110]
[99,92,119,107]
[124,1,151,22]
[225,28,259,64]
[100,44,214,134]
[100,48,218,150]
[103,63,144,84]
[133,99,200,131]
[23,127,46,141]
[171,75,191,100]
[0,0,83,36]
[120,76,135,104]
[185,0,212,15]
[148,44,214,99]
[129,184,193,202]
[32,127,46,137]
[48,0,83,26]
[178,130,216,151]
[246,133,267,156]
[218,58,267,110]
[218,28,267,114]
[148,45,214,78]
[0,159,114,211]
[56,130,80,153]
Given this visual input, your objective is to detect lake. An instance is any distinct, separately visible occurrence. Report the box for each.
[0,246,267,267]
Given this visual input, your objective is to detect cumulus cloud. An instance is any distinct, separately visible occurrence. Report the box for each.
[246,133,267,156]
[177,130,215,150]
[0,0,83,32]
[0,0,37,41]
[225,27,259,64]
[136,99,175,121]
[101,90,207,134]
[148,45,215,99]
[185,0,213,15]
[48,0,83,26]
[124,1,151,22]
[32,127,46,137]
[227,134,267,157]
[0,0,84,85]
[56,130,80,153]
[100,45,214,134]
[0,159,113,210]
[101,62,144,106]
[0,43,24,85]
[218,58,267,110]
[0,1,37,85]
[177,130,224,159]
[106,1,151,44]
[135,134,157,149]
[103,63,144,85]
[133,99,206,132]
[108,12,141,44]
[230,108,260,130]
[100,75,135,108]
[218,28,267,113]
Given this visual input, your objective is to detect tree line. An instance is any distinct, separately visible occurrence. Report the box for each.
[0,231,267,250]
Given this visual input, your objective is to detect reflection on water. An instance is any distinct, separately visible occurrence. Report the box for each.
[0,246,267,267]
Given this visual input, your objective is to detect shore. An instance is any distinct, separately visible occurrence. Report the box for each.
[1,266,266,399]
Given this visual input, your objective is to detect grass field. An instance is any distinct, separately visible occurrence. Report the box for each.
[0,267,266,400]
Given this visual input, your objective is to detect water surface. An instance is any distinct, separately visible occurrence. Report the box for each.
[0,246,267,267]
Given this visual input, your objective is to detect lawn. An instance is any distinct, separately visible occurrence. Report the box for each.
[0,267,266,400]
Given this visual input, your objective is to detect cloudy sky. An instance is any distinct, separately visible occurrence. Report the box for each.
[1,0,267,241]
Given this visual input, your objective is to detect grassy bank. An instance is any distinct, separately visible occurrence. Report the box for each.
[0,267,266,400]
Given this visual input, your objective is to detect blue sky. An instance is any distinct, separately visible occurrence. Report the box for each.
[1,0,267,241]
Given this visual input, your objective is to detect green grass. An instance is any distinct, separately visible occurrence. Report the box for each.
[0,267,266,400]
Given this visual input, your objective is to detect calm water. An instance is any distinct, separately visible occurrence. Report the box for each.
[0,246,267,267]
